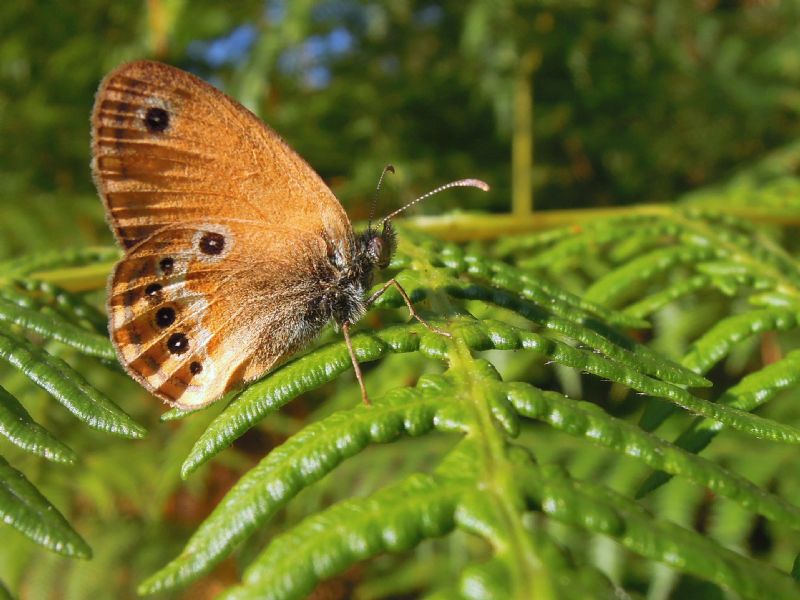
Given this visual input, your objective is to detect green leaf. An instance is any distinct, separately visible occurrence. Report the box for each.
[0,279,107,335]
[446,281,709,388]
[683,308,799,374]
[219,473,466,600]
[640,308,798,431]
[521,464,800,600]
[183,311,795,480]
[512,327,800,443]
[0,455,90,558]
[141,377,467,593]
[0,296,114,360]
[584,246,723,306]
[423,233,649,329]
[180,322,443,477]
[514,216,682,270]
[0,329,144,438]
[0,247,118,278]
[507,383,800,528]
[624,274,712,318]
[0,385,76,464]
[638,348,800,496]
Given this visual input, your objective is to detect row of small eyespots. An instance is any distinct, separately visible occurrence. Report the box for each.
[148,256,202,376]
[147,229,226,375]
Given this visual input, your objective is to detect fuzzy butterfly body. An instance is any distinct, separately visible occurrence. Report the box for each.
[92,60,487,408]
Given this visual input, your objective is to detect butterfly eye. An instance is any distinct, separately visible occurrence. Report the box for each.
[367,237,384,265]
[377,222,396,268]
[144,107,169,133]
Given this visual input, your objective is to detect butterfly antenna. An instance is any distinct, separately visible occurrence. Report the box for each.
[369,164,395,231]
[380,178,490,224]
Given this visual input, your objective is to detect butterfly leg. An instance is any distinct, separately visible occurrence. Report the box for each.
[342,322,370,405]
[367,278,452,338]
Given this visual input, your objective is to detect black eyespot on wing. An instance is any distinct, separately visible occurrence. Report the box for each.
[155,306,176,328]
[159,257,174,275]
[189,361,203,375]
[145,283,162,296]
[199,232,225,255]
[144,107,169,132]
[167,332,189,355]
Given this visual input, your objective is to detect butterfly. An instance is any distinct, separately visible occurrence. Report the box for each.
[91,60,488,409]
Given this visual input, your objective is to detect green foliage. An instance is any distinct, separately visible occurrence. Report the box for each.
[4,186,800,596]
[0,455,90,558]
[0,251,144,559]
[4,2,800,598]
[0,184,797,597]
[139,190,800,598]
[6,2,800,218]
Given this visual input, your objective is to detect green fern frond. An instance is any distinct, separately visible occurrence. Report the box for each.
[520,464,800,600]
[0,329,141,438]
[0,256,143,561]
[0,385,76,463]
[221,471,467,600]
[0,297,114,360]
[0,456,90,558]
[638,348,800,496]
[508,383,800,526]
[178,309,790,483]
[0,279,108,334]
[493,191,800,549]
[584,246,725,307]
[5,187,800,598]
[637,308,797,433]
[140,211,800,598]
[142,373,468,591]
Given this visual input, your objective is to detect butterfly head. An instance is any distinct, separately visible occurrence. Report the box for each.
[364,220,397,270]
[348,221,396,293]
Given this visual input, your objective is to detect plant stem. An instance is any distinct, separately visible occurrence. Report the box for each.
[28,262,114,292]
[449,337,553,600]
[404,205,800,241]
[512,50,541,217]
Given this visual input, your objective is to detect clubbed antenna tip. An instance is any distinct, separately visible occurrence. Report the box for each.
[381,178,490,223]
[368,164,395,230]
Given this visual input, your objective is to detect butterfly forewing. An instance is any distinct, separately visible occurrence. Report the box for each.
[93,60,353,407]
[92,60,351,249]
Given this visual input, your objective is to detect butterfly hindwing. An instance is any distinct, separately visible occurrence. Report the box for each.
[108,222,335,407]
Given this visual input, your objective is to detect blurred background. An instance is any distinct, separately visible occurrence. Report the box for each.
[4,1,800,258]
[2,1,800,598]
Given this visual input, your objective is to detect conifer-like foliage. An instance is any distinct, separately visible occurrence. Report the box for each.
[1,146,800,597]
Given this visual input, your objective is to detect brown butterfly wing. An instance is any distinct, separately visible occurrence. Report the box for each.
[108,222,333,407]
[91,59,352,249]
[93,60,352,407]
